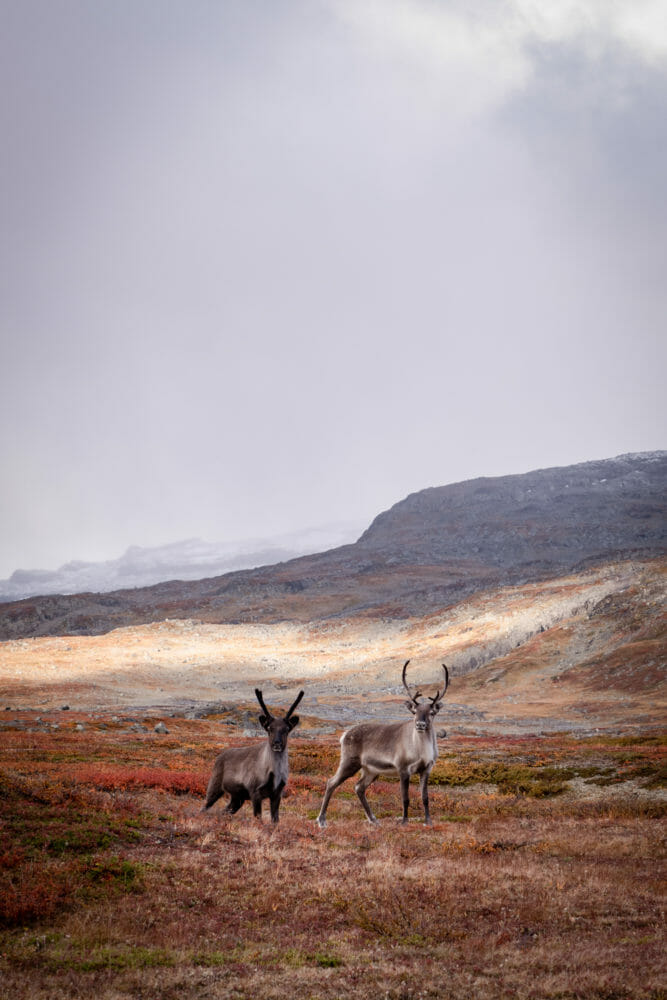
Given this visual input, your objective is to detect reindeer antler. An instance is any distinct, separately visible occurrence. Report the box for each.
[256,688,303,720]
[285,690,304,720]
[401,660,423,704]
[429,663,450,704]
[255,689,273,720]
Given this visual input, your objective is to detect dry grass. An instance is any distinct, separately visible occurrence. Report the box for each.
[1,720,665,999]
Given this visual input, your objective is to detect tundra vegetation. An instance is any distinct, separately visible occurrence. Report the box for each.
[0,711,665,1000]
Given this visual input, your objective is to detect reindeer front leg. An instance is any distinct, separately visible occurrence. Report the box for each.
[399,771,410,823]
[250,794,263,820]
[420,767,433,826]
[269,780,285,823]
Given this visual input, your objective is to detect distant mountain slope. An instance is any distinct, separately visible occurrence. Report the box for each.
[0,452,665,640]
[0,523,364,603]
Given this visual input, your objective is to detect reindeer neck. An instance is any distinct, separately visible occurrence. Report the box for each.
[261,741,289,780]
[409,723,437,753]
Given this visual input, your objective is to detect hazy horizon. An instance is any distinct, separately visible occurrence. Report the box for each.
[2,1,666,579]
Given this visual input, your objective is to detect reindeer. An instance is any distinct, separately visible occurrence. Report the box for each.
[317,661,448,828]
[202,689,304,823]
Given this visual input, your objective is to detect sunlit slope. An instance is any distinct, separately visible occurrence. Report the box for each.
[1,559,663,732]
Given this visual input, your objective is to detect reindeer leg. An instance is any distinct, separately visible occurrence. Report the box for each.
[355,767,380,825]
[269,777,286,824]
[399,771,410,824]
[224,793,245,815]
[202,768,224,812]
[202,788,223,813]
[251,795,263,821]
[317,759,359,828]
[269,790,282,824]
[420,768,433,826]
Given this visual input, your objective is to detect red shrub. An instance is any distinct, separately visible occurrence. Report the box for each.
[0,872,68,927]
[73,765,207,796]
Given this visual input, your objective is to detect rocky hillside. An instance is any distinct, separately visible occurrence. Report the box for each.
[358,451,666,569]
[1,452,665,640]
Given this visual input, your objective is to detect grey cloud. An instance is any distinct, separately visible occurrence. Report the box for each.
[1,1,665,578]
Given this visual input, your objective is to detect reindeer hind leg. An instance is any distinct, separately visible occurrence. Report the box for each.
[202,766,224,812]
[355,767,380,825]
[316,757,360,828]
[224,791,247,815]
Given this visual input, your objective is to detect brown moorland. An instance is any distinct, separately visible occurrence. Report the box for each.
[0,718,665,1000]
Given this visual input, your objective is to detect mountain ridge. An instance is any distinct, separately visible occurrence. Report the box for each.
[1,451,664,641]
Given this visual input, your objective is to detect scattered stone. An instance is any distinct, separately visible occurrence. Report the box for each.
[75,723,85,731]
[61,705,70,711]
[154,722,169,734]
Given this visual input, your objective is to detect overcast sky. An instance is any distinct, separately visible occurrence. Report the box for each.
[1,0,666,578]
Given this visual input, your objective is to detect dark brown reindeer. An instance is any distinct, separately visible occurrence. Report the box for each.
[317,661,448,828]
[202,689,304,823]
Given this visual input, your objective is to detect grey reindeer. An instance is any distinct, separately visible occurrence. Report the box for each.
[317,661,449,828]
[202,688,304,823]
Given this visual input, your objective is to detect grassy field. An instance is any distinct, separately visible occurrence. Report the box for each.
[1,715,665,999]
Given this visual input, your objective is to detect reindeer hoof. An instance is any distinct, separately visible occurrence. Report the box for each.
[316,818,327,829]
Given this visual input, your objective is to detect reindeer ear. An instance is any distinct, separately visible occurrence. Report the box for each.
[430,700,443,715]
[405,700,417,714]
[287,714,300,731]
[258,714,270,730]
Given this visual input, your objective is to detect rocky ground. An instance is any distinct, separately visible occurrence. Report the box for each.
[1,558,663,737]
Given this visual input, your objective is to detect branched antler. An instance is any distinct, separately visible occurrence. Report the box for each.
[402,659,423,704]
[429,664,450,704]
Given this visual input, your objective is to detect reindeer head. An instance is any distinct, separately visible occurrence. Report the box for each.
[402,660,449,733]
[255,689,304,752]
